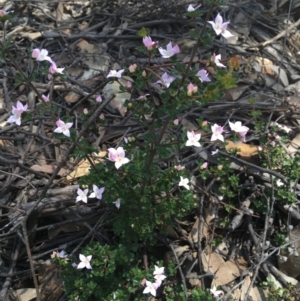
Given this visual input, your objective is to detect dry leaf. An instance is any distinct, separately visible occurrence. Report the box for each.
[15,288,37,301]
[201,252,224,274]
[225,140,258,157]
[31,165,67,177]
[212,258,247,286]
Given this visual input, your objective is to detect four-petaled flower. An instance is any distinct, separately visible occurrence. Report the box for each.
[186,131,201,147]
[89,185,105,200]
[49,62,64,75]
[54,119,73,137]
[107,69,124,78]
[76,188,89,203]
[143,281,159,297]
[32,48,53,63]
[143,36,158,50]
[158,42,180,58]
[155,72,176,88]
[187,83,198,96]
[96,95,102,102]
[7,100,28,126]
[179,176,190,190]
[108,147,130,169]
[208,13,234,39]
[77,254,92,269]
[210,285,223,298]
[42,94,50,102]
[153,265,165,276]
[211,124,224,142]
[197,69,211,82]
[187,4,201,11]
[229,120,249,142]
[211,53,226,68]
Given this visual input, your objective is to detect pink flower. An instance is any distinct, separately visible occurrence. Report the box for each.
[158,42,180,58]
[228,121,249,142]
[107,69,124,78]
[0,9,9,16]
[155,72,176,88]
[143,36,158,50]
[108,147,130,169]
[83,108,88,115]
[197,69,211,82]
[7,100,28,126]
[140,278,147,286]
[208,13,234,39]
[186,130,201,147]
[211,53,226,68]
[96,95,102,102]
[201,162,208,169]
[128,64,137,73]
[32,48,53,63]
[89,185,105,200]
[76,188,89,203]
[174,165,185,171]
[270,141,276,147]
[49,62,64,75]
[174,118,179,125]
[187,83,198,96]
[211,124,224,142]
[54,119,73,137]
[42,94,50,102]
[125,81,132,88]
[143,281,160,297]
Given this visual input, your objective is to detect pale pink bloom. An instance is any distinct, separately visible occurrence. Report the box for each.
[42,94,50,102]
[89,185,105,200]
[143,281,159,297]
[197,69,211,82]
[174,165,185,171]
[229,121,249,142]
[202,120,208,126]
[208,13,234,39]
[77,254,92,269]
[187,83,198,96]
[54,119,73,137]
[187,4,201,11]
[128,64,137,73]
[124,136,128,143]
[211,53,226,68]
[96,95,102,102]
[211,124,224,142]
[32,48,53,63]
[140,278,147,286]
[158,42,180,58]
[125,81,132,89]
[108,147,130,169]
[186,130,201,147]
[7,101,28,126]
[0,9,9,16]
[179,176,190,190]
[143,36,158,50]
[154,274,166,285]
[71,262,77,268]
[155,72,176,88]
[83,108,88,115]
[258,146,263,151]
[275,134,281,140]
[76,188,89,203]
[270,141,276,147]
[107,69,124,78]
[49,62,64,75]
[174,118,179,125]
[210,285,223,298]
[113,199,121,209]
[99,113,105,120]
[201,162,208,169]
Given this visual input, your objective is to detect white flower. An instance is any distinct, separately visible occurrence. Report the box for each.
[208,13,234,39]
[108,147,130,169]
[89,185,105,200]
[187,4,201,11]
[211,124,224,142]
[77,254,92,269]
[155,72,176,88]
[179,176,190,190]
[76,188,89,203]
[276,179,284,187]
[49,62,64,74]
[107,69,124,78]
[158,42,180,58]
[113,199,121,209]
[143,280,159,297]
[153,265,165,275]
[186,130,201,147]
[210,285,223,298]
[7,100,28,126]
[211,53,226,68]
[54,119,73,137]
